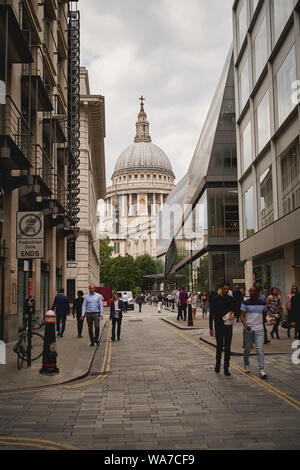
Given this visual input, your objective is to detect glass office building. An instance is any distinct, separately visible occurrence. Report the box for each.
[157,49,244,291]
[233,0,300,300]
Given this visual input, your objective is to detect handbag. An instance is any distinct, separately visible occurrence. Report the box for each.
[281,319,290,330]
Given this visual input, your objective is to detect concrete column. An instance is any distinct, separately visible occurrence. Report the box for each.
[46,227,57,304]
[3,191,18,341]
[244,259,254,294]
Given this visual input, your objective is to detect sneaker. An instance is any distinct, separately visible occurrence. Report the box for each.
[260,371,268,380]
[244,365,250,373]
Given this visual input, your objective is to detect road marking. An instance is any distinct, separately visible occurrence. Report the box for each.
[0,323,113,396]
[156,318,300,413]
[0,436,79,450]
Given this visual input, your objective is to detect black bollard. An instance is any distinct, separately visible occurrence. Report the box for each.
[40,310,59,375]
[188,301,193,327]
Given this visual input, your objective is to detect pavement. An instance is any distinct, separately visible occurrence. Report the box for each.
[162,313,297,355]
[0,304,299,450]
[0,313,108,392]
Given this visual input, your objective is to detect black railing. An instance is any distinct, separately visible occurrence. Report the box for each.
[54,173,67,210]
[0,95,32,162]
[34,144,53,190]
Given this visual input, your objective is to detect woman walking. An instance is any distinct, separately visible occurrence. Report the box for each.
[190,291,198,320]
[286,285,298,339]
[267,287,287,340]
[201,291,209,318]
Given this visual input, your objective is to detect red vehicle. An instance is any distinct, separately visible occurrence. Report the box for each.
[95,286,112,307]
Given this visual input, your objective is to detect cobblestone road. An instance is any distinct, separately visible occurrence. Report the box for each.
[0,306,299,450]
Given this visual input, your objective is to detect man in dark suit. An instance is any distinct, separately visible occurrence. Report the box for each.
[110,292,125,341]
[52,288,70,338]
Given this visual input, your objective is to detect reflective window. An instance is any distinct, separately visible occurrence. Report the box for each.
[272,0,294,44]
[253,17,267,84]
[258,167,274,229]
[255,90,270,155]
[237,0,248,51]
[241,121,252,173]
[244,186,255,238]
[239,59,250,112]
[280,144,300,217]
[218,100,236,129]
[275,45,297,127]
[207,188,239,239]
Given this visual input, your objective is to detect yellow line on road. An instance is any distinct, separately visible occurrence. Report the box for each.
[0,436,79,450]
[156,318,300,413]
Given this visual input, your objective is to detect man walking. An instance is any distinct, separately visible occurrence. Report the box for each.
[81,284,104,346]
[52,288,70,338]
[136,292,143,313]
[110,291,125,341]
[178,286,188,321]
[122,292,129,312]
[240,286,268,379]
[73,290,84,338]
[209,282,234,376]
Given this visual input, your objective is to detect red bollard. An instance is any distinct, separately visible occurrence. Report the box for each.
[39,310,59,375]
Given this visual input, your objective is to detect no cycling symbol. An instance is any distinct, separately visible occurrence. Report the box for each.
[19,213,42,238]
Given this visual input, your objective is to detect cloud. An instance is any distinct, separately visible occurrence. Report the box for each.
[80,0,233,191]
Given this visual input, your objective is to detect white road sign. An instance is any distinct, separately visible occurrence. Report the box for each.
[16,212,44,259]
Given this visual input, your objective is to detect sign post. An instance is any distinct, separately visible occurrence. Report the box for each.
[17,212,44,367]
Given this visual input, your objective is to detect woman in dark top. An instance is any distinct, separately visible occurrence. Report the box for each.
[73,290,85,338]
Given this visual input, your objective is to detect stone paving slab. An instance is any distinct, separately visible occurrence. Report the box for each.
[0,314,109,392]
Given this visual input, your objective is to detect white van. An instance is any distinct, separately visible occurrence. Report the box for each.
[117,291,134,310]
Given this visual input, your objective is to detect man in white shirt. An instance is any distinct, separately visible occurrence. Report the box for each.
[122,292,129,312]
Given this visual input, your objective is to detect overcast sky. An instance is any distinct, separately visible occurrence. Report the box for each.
[80,0,233,192]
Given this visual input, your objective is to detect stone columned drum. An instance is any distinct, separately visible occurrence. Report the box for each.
[104,97,175,258]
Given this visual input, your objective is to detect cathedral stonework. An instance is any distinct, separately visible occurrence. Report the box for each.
[104,98,175,258]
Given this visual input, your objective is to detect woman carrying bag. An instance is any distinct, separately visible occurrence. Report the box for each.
[266,287,287,340]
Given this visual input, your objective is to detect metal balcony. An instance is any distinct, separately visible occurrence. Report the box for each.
[54,173,67,213]
[0,95,32,170]
[34,144,54,194]
[0,1,33,64]
[22,46,53,112]
[43,94,67,143]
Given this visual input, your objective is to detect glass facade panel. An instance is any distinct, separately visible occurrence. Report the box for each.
[255,90,270,155]
[258,167,274,229]
[275,45,297,127]
[239,59,250,112]
[252,0,259,15]
[237,0,247,51]
[280,144,300,217]
[253,17,267,83]
[244,186,255,238]
[207,188,239,239]
[272,0,294,44]
[209,143,237,176]
[241,121,252,173]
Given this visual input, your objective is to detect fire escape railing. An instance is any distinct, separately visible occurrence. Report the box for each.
[67,1,80,239]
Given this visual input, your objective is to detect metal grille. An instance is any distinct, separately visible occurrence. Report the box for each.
[67,1,80,239]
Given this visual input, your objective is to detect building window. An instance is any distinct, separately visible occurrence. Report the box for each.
[114,243,120,254]
[272,0,294,45]
[255,90,270,155]
[239,59,250,113]
[67,279,76,304]
[207,188,239,238]
[147,174,150,178]
[135,174,138,179]
[258,167,274,229]
[241,121,252,174]
[244,186,255,238]
[141,174,144,178]
[67,240,76,261]
[275,45,296,128]
[253,17,267,84]
[279,144,300,217]
[237,0,247,52]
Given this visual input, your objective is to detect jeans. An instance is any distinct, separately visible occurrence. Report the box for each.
[86,313,100,344]
[243,328,265,371]
[215,324,233,369]
[56,313,67,336]
[112,317,122,340]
